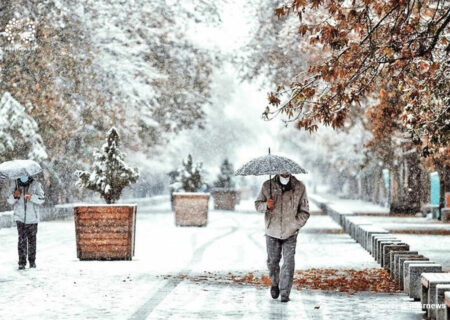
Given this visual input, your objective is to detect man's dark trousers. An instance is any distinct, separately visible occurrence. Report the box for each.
[266,233,298,298]
[16,222,38,266]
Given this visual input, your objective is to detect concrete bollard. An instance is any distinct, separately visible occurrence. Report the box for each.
[395,255,424,284]
[382,244,409,270]
[434,284,450,320]
[356,224,379,246]
[371,235,397,256]
[350,221,371,240]
[361,228,388,252]
[407,264,442,300]
[327,208,340,224]
[342,217,350,233]
[390,251,418,276]
[421,274,450,320]
[373,237,394,260]
[404,261,436,294]
[338,212,354,227]
[444,292,450,320]
[343,217,356,234]
[377,240,402,264]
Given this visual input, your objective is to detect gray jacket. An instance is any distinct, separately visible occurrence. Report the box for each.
[7,180,45,224]
[255,175,310,239]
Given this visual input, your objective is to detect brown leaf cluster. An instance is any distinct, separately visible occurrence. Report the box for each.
[161,268,402,295]
[264,0,449,161]
[292,268,401,294]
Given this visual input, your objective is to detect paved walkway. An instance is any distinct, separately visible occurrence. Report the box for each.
[311,194,450,270]
[0,200,424,319]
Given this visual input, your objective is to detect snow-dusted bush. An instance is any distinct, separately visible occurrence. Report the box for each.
[0,92,48,162]
[172,154,205,193]
[75,127,139,204]
[214,159,235,189]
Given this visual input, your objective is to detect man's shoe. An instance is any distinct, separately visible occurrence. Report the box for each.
[29,262,36,268]
[18,265,25,270]
[280,295,290,303]
[270,285,280,299]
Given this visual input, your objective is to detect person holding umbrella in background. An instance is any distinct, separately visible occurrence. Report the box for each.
[235,149,310,303]
[1,160,45,270]
[7,175,45,270]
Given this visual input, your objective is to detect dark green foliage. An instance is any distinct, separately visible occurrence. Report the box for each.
[214,159,235,189]
[176,154,204,192]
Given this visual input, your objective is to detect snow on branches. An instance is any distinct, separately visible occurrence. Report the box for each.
[172,154,205,193]
[0,92,48,162]
[75,127,139,204]
[84,0,218,149]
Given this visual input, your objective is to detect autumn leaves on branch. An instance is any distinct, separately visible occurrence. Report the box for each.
[265,0,449,163]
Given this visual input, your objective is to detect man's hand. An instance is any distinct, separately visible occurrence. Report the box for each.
[267,199,275,211]
[24,193,32,201]
[14,189,21,199]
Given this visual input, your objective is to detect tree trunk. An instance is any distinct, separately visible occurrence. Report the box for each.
[439,165,449,210]
[390,152,423,213]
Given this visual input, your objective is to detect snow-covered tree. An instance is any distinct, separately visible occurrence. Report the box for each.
[81,0,220,149]
[0,92,47,162]
[0,0,222,203]
[241,0,308,86]
[0,1,99,155]
[75,127,139,204]
[173,154,204,193]
[214,159,235,189]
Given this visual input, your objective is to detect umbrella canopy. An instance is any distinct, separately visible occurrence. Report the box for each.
[0,159,43,180]
[234,153,307,176]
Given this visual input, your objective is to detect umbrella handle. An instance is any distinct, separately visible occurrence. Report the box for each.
[268,147,272,199]
[269,174,272,199]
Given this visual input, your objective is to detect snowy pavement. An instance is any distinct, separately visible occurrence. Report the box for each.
[0,199,425,319]
[309,194,390,215]
[310,194,450,270]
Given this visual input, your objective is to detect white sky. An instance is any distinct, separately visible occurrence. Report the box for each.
[188,0,253,54]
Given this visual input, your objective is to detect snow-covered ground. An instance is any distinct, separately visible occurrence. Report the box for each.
[235,198,322,215]
[309,194,450,270]
[0,199,425,319]
[310,193,390,215]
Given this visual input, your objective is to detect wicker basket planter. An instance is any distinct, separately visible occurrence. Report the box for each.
[173,192,209,227]
[73,204,137,260]
[211,188,237,210]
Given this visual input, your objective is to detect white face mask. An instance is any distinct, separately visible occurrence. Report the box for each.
[279,176,290,185]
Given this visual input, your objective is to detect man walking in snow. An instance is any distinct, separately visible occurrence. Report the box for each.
[7,175,45,270]
[255,173,310,302]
